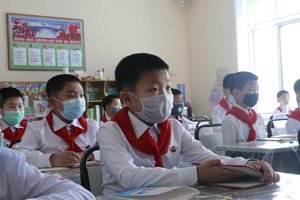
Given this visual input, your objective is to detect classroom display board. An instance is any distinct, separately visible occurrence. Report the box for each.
[0,82,49,121]
[7,13,85,71]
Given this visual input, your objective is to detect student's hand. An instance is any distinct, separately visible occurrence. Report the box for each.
[196,159,247,184]
[246,160,280,183]
[78,151,95,161]
[50,151,81,167]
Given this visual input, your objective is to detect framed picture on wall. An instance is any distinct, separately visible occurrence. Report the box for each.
[7,13,85,71]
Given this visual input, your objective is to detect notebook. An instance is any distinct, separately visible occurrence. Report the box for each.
[110,186,200,200]
[220,164,263,178]
[208,177,268,189]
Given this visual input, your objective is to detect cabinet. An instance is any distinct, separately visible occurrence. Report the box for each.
[81,79,118,121]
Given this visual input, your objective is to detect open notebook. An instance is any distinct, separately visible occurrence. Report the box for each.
[110,186,200,200]
[207,164,267,189]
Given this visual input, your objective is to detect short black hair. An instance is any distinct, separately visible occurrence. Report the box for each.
[277,90,289,99]
[115,53,169,91]
[0,87,24,109]
[223,73,235,89]
[171,88,182,96]
[229,71,258,93]
[102,94,119,111]
[294,79,300,93]
[46,74,81,97]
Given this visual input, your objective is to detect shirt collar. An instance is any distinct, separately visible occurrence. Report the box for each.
[1,121,23,130]
[128,110,160,139]
[52,113,83,131]
[235,104,251,114]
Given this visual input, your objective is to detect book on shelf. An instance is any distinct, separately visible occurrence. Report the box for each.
[87,108,95,120]
[87,87,100,101]
[110,186,200,200]
[95,105,101,123]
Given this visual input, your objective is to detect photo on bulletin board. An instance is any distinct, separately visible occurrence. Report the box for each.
[7,13,85,71]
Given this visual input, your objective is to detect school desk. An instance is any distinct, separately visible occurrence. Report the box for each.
[215,140,300,174]
[96,172,299,200]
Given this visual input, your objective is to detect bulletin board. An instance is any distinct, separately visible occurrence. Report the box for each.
[7,13,85,71]
[0,82,49,121]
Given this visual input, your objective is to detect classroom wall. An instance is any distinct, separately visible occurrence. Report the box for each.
[186,0,238,116]
[0,0,191,99]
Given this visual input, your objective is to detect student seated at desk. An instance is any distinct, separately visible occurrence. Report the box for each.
[273,90,292,116]
[0,87,27,148]
[98,53,279,195]
[17,74,99,168]
[100,94,122,125]
[221,71,266,145]
[286,79,300,134]
[170,88,196,131]
[211,73,235,126]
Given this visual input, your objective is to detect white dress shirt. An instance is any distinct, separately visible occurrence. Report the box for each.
[273,105,292,115]
[286,118,300,134]
[221,105,267,145]
[169,115,197,132]
[1,121,24,147]
[0,147,95,200]
[211,102,233,132]
[17,113,99,168]
[98,110,248,195]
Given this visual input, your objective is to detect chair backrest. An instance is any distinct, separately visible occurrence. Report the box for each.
[196,119,212,128]
[80,145,102,196]
[194,123,222,150]
[267,118,288,138]
[189,115,210,122]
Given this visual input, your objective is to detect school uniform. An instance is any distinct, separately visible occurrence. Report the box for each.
[17,112,99,168]
[211,98,233,131]
[0,147,95,200]
[273,105,292,115]
[98,107,248,195]
[221,104,266,145]
[1,120,27,147]
[286,108,300,134]
[169,115,197,132]
[99,113,111,127]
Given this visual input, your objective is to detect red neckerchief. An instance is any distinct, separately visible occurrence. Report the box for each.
[101,113,108,123]
[111,107,171,167]
[227,106,257,141]
[2,120,27,143]
[277,106,292,115]
[289,108,300,121]
[219,97,230,111]
[46,111,87,152]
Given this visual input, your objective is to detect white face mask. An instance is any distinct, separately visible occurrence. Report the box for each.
[129,92,174,124]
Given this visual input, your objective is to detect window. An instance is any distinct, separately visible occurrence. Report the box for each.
[236,0,300,113]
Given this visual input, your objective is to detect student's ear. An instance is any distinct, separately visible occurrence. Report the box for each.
[120,91,132,107]
[48,97,58,109]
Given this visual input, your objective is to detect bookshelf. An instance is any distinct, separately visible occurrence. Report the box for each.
[81,79,118,122]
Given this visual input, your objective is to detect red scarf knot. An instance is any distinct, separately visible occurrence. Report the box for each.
[2,120,27,143]
[289,108,300,122]
[219,98,231,111]
[111,107,171,168]
[46,111,88,152]
[227,106,257,141]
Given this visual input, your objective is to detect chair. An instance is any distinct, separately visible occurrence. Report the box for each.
[8,139,21,148]
[267,118,288,138]
[194,123,222,150]
[80,145,102,196]
[189,115,210,122]
[196,118,212,128]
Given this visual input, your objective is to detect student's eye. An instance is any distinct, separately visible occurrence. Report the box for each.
[166,86,171,90]
[150,88,158,93]
[67,95,75,98]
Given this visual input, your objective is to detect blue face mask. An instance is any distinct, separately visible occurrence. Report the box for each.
[0,133,3,152]
[171,103,184,117]
[111,106,122,115]
[227,95,236,105]
[57,98,86,121]
[3,110,24,126]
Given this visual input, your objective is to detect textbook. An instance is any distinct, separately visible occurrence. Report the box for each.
[220,164,263,178]
[207,177,268,189]
[110,186,200,200]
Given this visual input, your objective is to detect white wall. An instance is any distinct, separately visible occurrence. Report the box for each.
[186,0,238,116]
[0,0,191,100]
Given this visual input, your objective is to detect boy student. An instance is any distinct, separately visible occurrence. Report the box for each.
[273,90,292,115]
[100,94,122,125]
[286,79,300,134]
[221,71,267,145]
[0,87,27,148]
[211,73,235,125]
[17,74,99,168]
[98,53,279,195]
[170,88,197,131]
[0,94,95,200]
